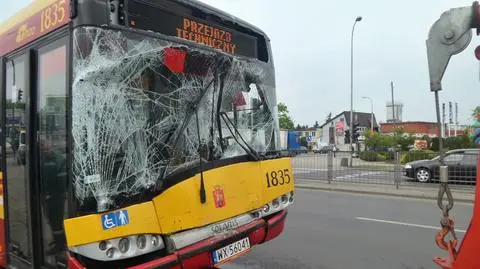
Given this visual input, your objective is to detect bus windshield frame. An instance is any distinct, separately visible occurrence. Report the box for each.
[71,25,279,213]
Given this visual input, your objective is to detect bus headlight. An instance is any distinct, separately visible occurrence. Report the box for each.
[151,235,160,247]
[263,204,270,213]
[98,241,107,251]
[70,234,164,261]
[118,238,130,253]
[106,247,116,258]
[136,235,147,249]
[254,192,295,218]
[272,198,280,209]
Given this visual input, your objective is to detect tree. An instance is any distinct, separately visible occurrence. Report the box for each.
[299,136,308,147]
[278,102,294,129]
[421,135,432,149]
[313,121,320,128]
[363,130,381,149]
[397,135,415,151]
[473,106,480,119]
[364,131,404,150]
[444,131,475,150]
[295,124,301,130]
[325,112,332,124]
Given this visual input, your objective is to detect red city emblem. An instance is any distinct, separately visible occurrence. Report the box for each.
[213,185,226,208]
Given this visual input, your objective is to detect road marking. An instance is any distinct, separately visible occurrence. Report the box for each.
[355,217,466,233]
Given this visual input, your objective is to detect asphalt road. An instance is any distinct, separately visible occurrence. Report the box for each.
[222,189,473,269]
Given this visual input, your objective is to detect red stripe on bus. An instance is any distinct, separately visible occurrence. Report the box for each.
[0,0,71,56]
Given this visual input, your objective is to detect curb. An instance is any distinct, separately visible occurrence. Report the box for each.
[296,184,474,203]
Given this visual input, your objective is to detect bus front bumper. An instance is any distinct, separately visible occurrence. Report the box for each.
[67,210,287,269]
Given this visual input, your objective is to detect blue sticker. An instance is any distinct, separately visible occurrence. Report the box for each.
[102,213,117,230]
[116,210,129,226]
[101,210,129,230]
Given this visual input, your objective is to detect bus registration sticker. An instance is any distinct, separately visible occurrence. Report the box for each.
[212,237,250,265]
[101,210,130,230]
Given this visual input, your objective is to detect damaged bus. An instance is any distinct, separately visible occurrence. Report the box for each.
[0,0,295,268]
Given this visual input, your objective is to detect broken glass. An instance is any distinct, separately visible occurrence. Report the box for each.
[72,27,279,212]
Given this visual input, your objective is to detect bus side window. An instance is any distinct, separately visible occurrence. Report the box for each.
[5,56,32,260]
[37,40,68,262]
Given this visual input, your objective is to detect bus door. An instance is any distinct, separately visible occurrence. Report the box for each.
[34,37,69,268]
[3,52,35,269]
[1,35,69,269]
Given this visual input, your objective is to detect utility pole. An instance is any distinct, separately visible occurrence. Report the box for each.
[455,102,458,136]
[442,103,446,137]
[349,16,362,164]
[390,81,395,129]
[448,101,453,137]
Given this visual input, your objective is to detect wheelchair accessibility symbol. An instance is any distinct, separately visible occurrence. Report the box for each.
[101,210,130,230]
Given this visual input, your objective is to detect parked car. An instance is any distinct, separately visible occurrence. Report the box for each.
[403,149,479,183]
[298,146,308,154]
[314,145,333,154]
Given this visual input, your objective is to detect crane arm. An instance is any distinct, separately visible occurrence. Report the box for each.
[426,2,480,269]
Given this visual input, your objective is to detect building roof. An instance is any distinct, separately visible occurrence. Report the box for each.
[319,111,378,129]
[380,122,438,134]
[380,121,467,136]
[380,121,438,126]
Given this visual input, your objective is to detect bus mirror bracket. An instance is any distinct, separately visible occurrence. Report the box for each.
[70,0,78,19]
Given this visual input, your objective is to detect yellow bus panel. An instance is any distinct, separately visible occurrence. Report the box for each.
[63,158,294,247]
[64,202,161,247]
[153,158,294,234]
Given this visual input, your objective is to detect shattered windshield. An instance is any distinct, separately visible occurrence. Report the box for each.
[72,27,279,212]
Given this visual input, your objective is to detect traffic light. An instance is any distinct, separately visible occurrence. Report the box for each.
[344,130,350,144]
[352,122,360,143]
[17,88,23,102]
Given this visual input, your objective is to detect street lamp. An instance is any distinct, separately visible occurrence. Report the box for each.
[350,16,362,153]
[362,96,373,132]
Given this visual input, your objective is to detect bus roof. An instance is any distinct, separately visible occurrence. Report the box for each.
[0,0,56,35]
[0,0,70,56]
[180,0,268,39]
[0,0,269,37]
[0,0,269,56]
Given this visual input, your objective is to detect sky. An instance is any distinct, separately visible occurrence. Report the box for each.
[2,0,480,126]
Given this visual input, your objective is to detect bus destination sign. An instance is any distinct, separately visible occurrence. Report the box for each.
[0,0,70,56]
[176,18,237,55]
[128,1,258,59]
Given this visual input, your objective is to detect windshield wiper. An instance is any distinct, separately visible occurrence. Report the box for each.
[220,112,260,161]
[155,78,216,187]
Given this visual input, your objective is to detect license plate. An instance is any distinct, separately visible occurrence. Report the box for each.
[212,237,251,265]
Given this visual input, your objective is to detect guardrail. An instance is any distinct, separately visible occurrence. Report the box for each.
[292,150,476,190]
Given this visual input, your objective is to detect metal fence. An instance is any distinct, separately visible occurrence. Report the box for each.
[292,150,477,190]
